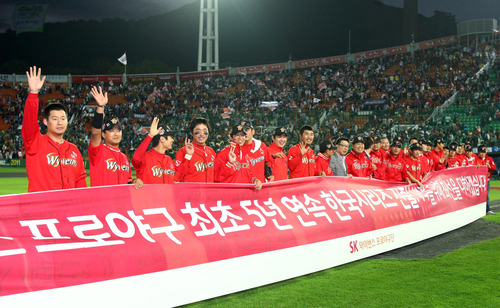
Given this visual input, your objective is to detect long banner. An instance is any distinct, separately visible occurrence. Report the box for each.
[355,45,408,61]
[0,167,488,307]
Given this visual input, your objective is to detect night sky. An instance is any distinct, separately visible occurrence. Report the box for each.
[0,0,499,33]
[0,0,196,32]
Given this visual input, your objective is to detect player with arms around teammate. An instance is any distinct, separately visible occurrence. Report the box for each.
[88,86,142,189]
[133,117,176,184]
[175,118,216,183]
[22,66,87,192]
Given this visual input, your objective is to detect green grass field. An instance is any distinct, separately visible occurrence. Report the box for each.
[1,167,499,307]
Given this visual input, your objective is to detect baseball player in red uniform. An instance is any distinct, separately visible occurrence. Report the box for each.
[464,145,478,166]
[316,140,336,176]
[345,136,373,178]
[240,120,274,183]
[174,118,216,182]
[429,138,447,171]
[370,136,386,180]
[88,86,142,188]
[268,127,289,181]
[446,144,465,169]
[384,141,407,182]
[287,125,326,179]
[215,125,262,189]
[476,145,496,215]
[132,117,176,184]
[380,137,390,156]
[22,66,87,192]
[418,139,432,176]
[404,143,424,188]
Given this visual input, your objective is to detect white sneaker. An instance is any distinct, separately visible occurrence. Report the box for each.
[487,211,496,215]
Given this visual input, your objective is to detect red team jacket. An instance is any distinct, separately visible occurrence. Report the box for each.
[370,149,386,180]
[447,155,466,169]
[477,155,497,179]
[404,156,423,181]
[420,153,432,175]
[215,144,256,183]
[268,142,288,181]
[464,154,478,166]
[22,93,87,192]
[384,152,407,182]
[345,151,373,178]
[287,144,318,179]
[242,139,272,183]
[429,148,446,171]
[132,135,175,184]
[174,142,216,183]
[316,153,334,176]
[89,142,132,187]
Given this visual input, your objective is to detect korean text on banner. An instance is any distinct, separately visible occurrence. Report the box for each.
[0,167,488,306]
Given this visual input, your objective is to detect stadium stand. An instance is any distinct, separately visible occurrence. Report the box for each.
[0,39,499,161]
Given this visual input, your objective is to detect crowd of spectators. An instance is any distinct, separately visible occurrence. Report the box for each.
[1,40,499,162]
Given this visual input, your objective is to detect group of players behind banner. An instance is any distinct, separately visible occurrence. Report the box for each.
[22,67,496,214]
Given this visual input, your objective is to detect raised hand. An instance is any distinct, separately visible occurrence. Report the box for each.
[91,86,108,107]
[228,145,237,164]
[26,66,46,94]
[300,142,308,156]
[439,155,446,164]
[185,137,194,156]
[148,117,163,137]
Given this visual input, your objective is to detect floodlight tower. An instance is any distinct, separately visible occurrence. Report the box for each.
[198,0,219,71]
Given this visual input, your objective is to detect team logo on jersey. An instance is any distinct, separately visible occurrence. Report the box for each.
[250,155,265,166]
[71,151,78,159]
[105,158,130,173]
[151,165,175,177]
[352,162,370,170]
[46,153,77,168]
[371,157,381,164]
[386,162,402,169]
[302,157,315,164]
[193,161,215,172]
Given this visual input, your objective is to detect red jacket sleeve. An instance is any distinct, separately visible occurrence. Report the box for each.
[174,147,190,182]
[287,145,302,172]
[21,92,41,154]
[132,135,152,171]
[214,148,236,183]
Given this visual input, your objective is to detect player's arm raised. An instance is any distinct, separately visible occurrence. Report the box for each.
[22,67,46,144]
[90,86,108,147]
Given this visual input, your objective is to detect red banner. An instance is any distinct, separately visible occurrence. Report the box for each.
[419,35,459,50]
[235,63,286,75]
[0,167,488,306]
[294,55,346,68]
[179,70,229,81]
[127,73,176,82]
[72,75,123,83]
[355,45,408,61]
